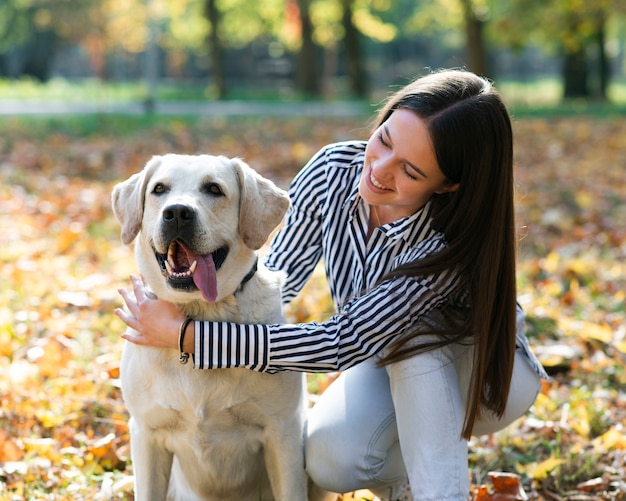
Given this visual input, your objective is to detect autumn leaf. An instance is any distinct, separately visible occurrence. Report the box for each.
[529,457,567,480]
[0,430,24,462]
[473,472,528,501]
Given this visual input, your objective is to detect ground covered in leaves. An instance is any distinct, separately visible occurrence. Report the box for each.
[0,114,624,500]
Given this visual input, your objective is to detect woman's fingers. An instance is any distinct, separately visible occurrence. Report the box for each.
[130,274,147,301]
[115,275,183,349]
[115,304,137,329]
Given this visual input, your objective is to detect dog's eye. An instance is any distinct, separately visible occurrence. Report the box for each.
[203,183,224,196]
[152,183,167,194]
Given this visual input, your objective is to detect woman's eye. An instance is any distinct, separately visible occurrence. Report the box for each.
[403,167,418,181]
[204,183,224,196]
[378,132,389,147]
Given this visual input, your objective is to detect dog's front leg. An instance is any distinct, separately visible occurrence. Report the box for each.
[262,425,308,501]
[130,418,173,501]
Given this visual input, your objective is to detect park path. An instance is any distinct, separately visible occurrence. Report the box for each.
[0,99,368,117]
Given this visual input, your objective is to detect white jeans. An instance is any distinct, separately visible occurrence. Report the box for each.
[305,344,542,501]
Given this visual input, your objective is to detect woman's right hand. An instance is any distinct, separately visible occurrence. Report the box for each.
[116,274,189,350]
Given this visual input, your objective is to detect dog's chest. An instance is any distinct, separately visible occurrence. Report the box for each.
[123,346,277,431]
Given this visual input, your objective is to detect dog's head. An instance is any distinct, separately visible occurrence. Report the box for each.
[112,154,290,304]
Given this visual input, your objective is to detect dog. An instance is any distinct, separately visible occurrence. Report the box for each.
[112,154,324,501]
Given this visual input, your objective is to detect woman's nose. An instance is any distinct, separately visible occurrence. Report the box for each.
[372,154,394,178]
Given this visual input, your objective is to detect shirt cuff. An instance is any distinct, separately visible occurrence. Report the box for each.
[192,320,269,371]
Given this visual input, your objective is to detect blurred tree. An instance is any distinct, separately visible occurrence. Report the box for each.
[405,0,625,100]
[294,0,322,95]
[496,0,625,100]
[342,0,367,97]
[303,0,396,97]
[403,0,493,77]
[459,0,489,76]
[0,0,96,81]
[204,0,225,98]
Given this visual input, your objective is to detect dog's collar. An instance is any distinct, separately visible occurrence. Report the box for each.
[235,257,258,294]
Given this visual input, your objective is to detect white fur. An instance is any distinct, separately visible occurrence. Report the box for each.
[112,154,325,501]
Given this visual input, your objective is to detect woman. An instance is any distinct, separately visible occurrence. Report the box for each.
[117,69,547,501]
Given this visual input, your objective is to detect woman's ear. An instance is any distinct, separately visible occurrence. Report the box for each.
[435,181,460,195]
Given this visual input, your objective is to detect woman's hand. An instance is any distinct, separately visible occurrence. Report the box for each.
[115,274,187,349]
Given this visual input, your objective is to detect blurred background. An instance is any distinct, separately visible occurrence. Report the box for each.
[1,0,625,110]
[1,1,625,499]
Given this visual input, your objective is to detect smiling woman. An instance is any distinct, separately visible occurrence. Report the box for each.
[117,69,548,501]
[359,109,458,226]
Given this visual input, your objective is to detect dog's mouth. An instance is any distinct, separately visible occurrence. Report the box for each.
[154,240,228,303]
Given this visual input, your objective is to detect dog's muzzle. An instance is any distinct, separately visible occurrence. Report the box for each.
[152,203,229,302]
[154,241,228,303]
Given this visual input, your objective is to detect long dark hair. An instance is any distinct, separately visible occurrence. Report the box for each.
[375,70,517,440]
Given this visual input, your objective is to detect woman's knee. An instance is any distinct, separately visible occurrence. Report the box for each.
[305,428,359,492]
[472,350,542,436]
[305,408,401,493]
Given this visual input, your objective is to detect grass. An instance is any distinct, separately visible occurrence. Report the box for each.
[2,76,626,113]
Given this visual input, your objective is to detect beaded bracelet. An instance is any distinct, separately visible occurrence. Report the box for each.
[178,317,193,364]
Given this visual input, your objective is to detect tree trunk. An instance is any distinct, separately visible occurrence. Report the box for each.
[341,0,367,98]
[204,0,226,99]
[295,0,321,96]
[22,30,57,82]
[459,0,489,77]
[563,46,588,99]
[595,11,609,101]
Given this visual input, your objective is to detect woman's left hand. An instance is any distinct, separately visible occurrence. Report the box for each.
[115,274,186,349]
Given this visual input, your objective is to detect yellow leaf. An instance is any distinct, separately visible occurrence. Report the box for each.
[559,318,613,344]
[530,456,566,480]
[570,404,590,438]
[541,252,560,273]
[565,258,593,277]
[575,191,593,209]
[593,428,626,450]
[22,437,62,462]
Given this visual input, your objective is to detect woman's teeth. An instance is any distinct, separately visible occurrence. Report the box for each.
[370,172,387,190]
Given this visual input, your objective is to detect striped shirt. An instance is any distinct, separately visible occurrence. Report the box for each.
[193,141,547,379]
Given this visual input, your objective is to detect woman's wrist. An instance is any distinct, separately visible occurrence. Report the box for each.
[182,320,195,353]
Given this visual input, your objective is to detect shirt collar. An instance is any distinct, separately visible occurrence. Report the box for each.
[344,155,365,213]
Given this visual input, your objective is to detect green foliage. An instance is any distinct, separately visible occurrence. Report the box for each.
[493,0,624,53]
[0,0,98,50]
[0,1,31,50]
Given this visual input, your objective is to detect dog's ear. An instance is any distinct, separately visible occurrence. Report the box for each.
[111,156,162,245]
[233,158,290,250]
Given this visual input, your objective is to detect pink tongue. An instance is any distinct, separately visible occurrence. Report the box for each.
[182,246,218,303]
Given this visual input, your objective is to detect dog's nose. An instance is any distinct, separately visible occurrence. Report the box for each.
[163,204,195,228]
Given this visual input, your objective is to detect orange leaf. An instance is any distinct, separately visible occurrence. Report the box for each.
[473,472,528,501]
[0,429,24,462]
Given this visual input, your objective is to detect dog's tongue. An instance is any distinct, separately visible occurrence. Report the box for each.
[182,245,218,303]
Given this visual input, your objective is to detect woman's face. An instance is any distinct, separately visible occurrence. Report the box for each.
[359,108,457,222]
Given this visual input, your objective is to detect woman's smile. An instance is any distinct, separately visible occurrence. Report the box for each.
[359,109,455,222]
[368,167,392,192]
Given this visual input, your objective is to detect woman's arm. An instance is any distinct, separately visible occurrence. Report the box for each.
[192,272,449,373]
[263,146,328,303]
[118,238,461,373]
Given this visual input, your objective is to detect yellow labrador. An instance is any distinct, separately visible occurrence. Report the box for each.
[112,154,318,501]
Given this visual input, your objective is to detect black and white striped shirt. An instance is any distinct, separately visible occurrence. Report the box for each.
[193,141,469,372]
